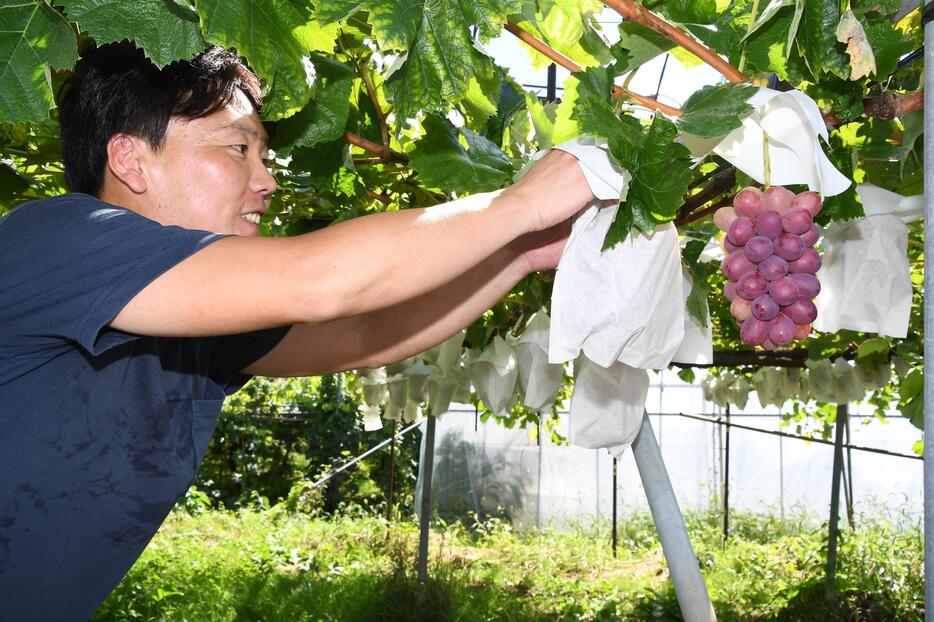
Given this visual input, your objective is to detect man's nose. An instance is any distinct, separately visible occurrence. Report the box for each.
[252,160,278,197]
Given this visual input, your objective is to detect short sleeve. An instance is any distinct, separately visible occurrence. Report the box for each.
[0,194,228,355]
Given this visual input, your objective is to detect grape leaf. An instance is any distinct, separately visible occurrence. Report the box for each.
[271,56,354,155]
[0,1,78,123]
[743,7,808,83]
[856,337,889,370]
[836,9,876,80]
[805,77,865,121]
[195,0,326,120]
[603,117,693,247]
[572,95,642,162]
[482,75,525,149]
[863,19,915,79]
[0,160,30,203]
[316,0,365,23]
[819,134,862,224]
[742,0,793,41]
[527,0,607,70]
[613,23,674,72]
[59,0,203,68]
[798,0,849,79]
[409,115,512,194]
[360,0,520,118]
[682,236,715,326]
[677,83,757,138]
[459,77,498,130]
[662,0,720,25]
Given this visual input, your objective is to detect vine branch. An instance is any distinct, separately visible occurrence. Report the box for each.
[504,21,682,117]
[343,132,409,164]
[600,0,749,83]
[358,60,392,162]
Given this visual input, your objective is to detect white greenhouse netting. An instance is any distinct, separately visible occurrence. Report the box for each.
[415,371,923,530]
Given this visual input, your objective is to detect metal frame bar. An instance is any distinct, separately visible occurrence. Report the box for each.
[923,3,932,617]
[632,411,718,622]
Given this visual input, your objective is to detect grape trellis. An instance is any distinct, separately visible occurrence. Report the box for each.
[0,0,926,438]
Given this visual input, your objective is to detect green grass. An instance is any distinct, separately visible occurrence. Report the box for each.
[92,506,923,621]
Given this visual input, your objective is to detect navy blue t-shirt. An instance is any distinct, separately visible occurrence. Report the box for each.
[0,194,291,620]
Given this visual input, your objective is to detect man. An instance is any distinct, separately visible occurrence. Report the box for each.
[0,42,594,619]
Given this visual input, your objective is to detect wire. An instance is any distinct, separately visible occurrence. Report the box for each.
[311,419,423,488]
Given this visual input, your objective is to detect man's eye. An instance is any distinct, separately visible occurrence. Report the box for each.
[231,144,248,154]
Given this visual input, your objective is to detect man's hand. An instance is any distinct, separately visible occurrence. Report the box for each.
[511,220,572,274]
[502,149,594,233]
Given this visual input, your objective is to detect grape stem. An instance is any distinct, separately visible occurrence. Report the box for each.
[763,133,771,187]
[737,0,762,75]
[504,21,682,116]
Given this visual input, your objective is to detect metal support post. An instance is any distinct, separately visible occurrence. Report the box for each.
[722,405,731,542]
[546,63,557,102]
[612,457,618,558]
[632,411,717,622]
[826,403,847,603]
[417,415,437,590]
[923,6,933,618]
[387,420,396,521]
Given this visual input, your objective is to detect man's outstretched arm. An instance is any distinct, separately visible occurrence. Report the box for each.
[108,151,592,338]
[241,223,569,376]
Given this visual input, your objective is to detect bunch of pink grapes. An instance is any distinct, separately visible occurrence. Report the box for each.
[715,186,822,349]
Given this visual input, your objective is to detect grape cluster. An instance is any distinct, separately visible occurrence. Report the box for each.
[715,186,822,349]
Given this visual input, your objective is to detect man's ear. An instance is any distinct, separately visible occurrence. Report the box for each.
[105,134,148,194]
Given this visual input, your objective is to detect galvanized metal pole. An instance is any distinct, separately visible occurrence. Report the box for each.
[387,420,396,521]
[722,405,731,543]
[826,403,847,604]
[924,4,933,618]
[632,411,717,622]
[417,415,437,590]
[612,457,618,558]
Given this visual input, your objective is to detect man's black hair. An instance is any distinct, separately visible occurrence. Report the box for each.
[59,41,263,197]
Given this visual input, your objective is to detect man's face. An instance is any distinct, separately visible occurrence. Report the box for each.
[137,89,277,236]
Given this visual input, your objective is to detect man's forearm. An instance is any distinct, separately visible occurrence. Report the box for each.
[353,244,528,368]
[245,243,532,376]
[290,190,532,320]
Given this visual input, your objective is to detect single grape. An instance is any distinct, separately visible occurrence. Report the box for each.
[759,255,789,281]
[756,210,783,240]
[731,297,753,321]
[769,313,795,345]
[784,297,818,324]
[737,271,769,300]
[763,186,794,215]
[722,251,757,282]
[740,316,768,346]
[791,191,822,217]
[733,187,764,220]
[782,208,813,235]
[744,236,774,263]
[751,294,779,321]
[768,276,798,306]
[761,337,777,351]
[788,248,821,274]
[774,233,806,261]
[714,206,738,232]
[789,273,820,298]
[727,216,756,246]
[721,236,741,254]
[793,322,811,341]
[724,281,738,301]
[801,224,821,247]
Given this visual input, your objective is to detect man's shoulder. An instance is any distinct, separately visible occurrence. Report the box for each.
[0,193,134,236]
[2,193,128,228]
